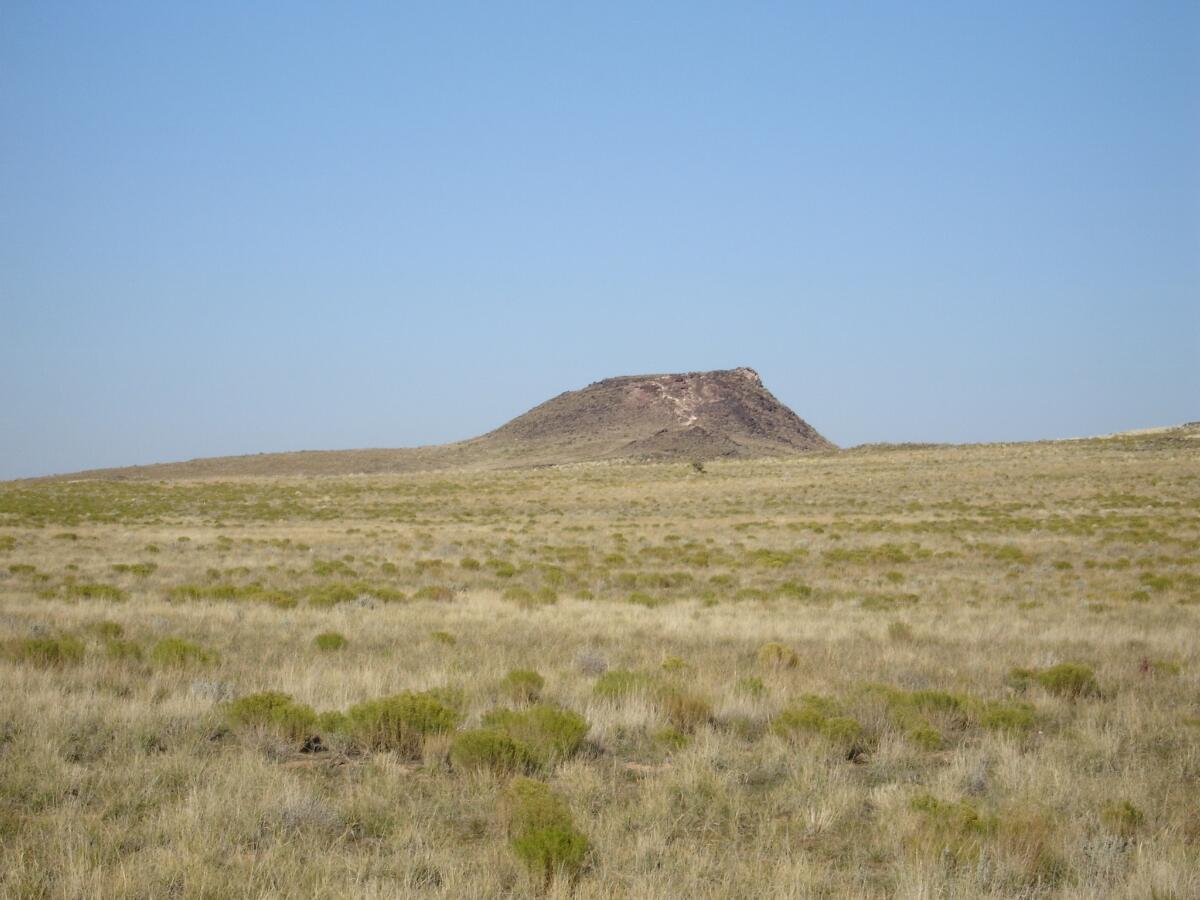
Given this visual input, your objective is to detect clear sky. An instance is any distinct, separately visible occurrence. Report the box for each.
[2,2,1197,479]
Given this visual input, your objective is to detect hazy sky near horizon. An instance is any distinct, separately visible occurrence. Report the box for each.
[2,2,1197,479]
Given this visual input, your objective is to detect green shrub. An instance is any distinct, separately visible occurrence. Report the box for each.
[482,704,589,763]
[413,585,455,602]
[660,655,686,672]
[887,621,915,642]
[778,580,813,599]
[1142,657,1181,676]
[314,631,347,651]
[502,586,534,605]
[344,691,460,756]
[593,670,654,699]
[94,621,124,639]
[450,728,538,774]
[226,691,317,740]
[1012,662,1099,696]
[307,583,358,608]
[992,544,1032,565]
[505,777,589,883]
[150,637,215,667]
[824,543,917,565]
[978,700,1037,732]
[1138,572,1172,592]
[736,676,766,697]
[460,557,482,570]
[13,635,85,667]
[258,590,299,609]
[65,583,126,602]
[1034,663,1098,698]
[756,641,799,669]
[653,724,689,749]
[317,710,348,733]
[430,630,457,646]
[312,558,356,577]
[503,586,557,607]
[500,668,544,702]
[772,695,862,747]
[111,562,157,577]
[105,638,143,661]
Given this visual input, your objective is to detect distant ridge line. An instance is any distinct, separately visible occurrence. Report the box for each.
[34,367,834,480]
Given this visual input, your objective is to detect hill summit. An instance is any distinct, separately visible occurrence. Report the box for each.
[481,367,833,463]
[49,367,833,480]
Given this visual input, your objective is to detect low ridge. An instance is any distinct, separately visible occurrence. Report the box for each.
[44,367,834,480]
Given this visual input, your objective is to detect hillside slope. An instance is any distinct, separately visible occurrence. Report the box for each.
[40,367,834,480]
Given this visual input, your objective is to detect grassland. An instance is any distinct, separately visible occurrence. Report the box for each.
[1,432,1198,898]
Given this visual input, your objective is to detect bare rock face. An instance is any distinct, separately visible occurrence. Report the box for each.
[483,367,834,461]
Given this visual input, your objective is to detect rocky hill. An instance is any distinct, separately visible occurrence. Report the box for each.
[43,367,834,479]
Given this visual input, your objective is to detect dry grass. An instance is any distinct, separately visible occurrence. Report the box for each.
[1,435,1198,898]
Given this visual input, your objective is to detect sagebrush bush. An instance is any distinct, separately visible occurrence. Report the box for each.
[772,695,863,748]
[654,725,689,749]
[501,586,558,608]
[977,700,1037,732]
[499,668,544,702]
[150,637,215,667]
[1035,663,1099,697]
[314,631,347,651]
[12,635,85,667]
[226,691,317,740]
[504,777,589,883]
[317,710,348,733]
[430,630,457,645]
[482,704,588,763]
[1010,663,1098,698]
[450,728,539,774]
[344,690,460,756]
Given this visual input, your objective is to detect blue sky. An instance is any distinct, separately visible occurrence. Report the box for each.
[2,1,1197,479]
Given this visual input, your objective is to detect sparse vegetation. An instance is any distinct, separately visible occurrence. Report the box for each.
[313,630,347,651]
[149,636,215,667]
[499,668,544,702]
[225,691,317,740]
[504,777,589,884]
[0,435,1197,896]
[343,690,460,756]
